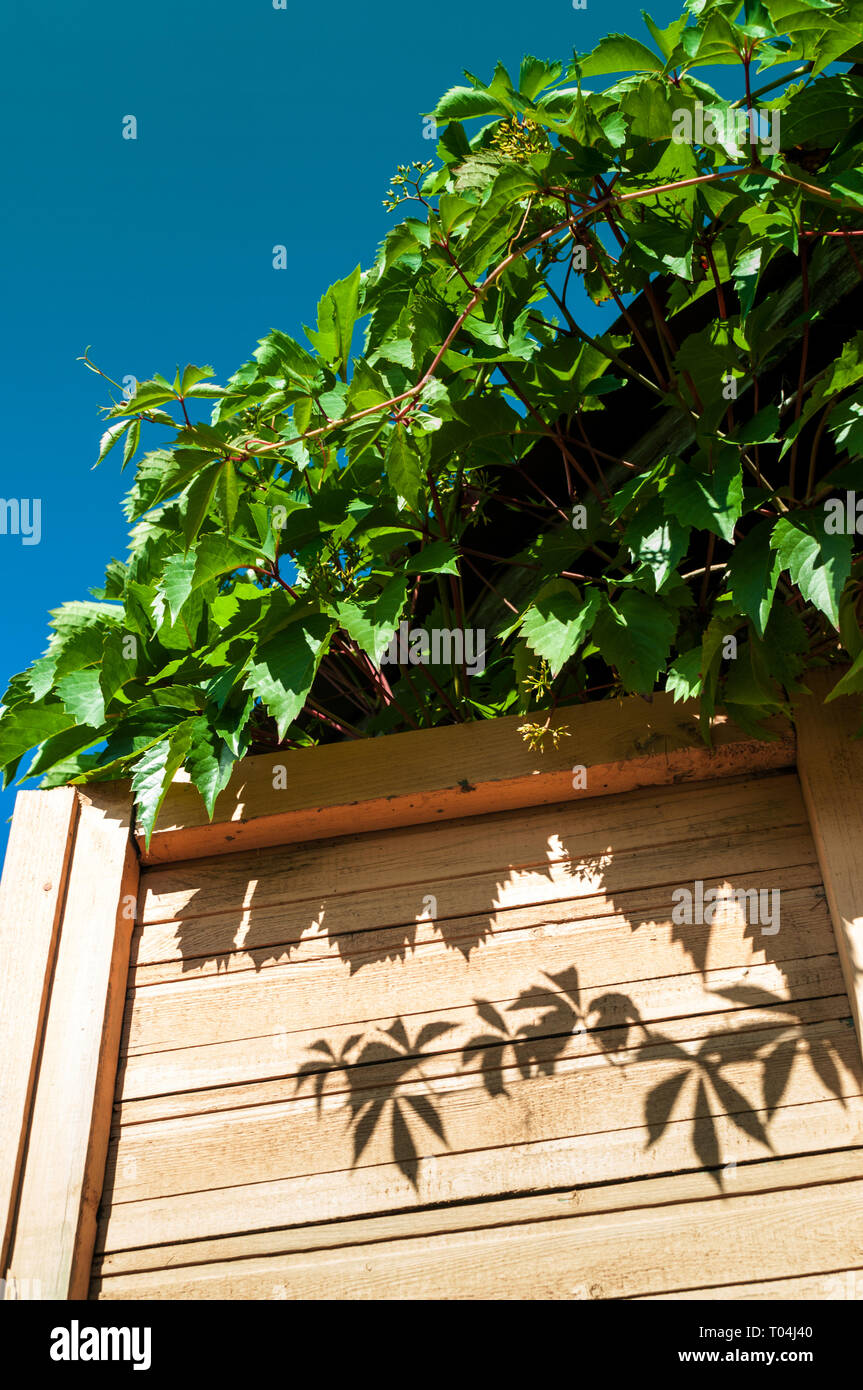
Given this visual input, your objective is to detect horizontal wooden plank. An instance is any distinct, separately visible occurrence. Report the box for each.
[141,693,794,864]
[122,885,837,1063]
[132,854,822,991]
[96,1095,863,1255]
[131,864,826,996]
[103,1015,862,1208]
[94,1152,863,1298]
[95,1135,863,1277]
[0,786,78,1274]
[117,984,849,1126]
[119,951,845,1124]
[130,836,823,1018]
[138,771,807,926]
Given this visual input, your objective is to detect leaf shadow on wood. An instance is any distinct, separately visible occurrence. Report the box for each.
[157,810,616,976]
[296,970,856,1192]
[155,773,802,982]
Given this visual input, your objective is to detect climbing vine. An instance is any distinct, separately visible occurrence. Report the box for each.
[2,0,863,839]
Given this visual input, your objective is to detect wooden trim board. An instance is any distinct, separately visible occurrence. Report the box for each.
[0,787,78,1277]
[2,785,138,1300]
[795,669,863,1065]
[141,693,794,864]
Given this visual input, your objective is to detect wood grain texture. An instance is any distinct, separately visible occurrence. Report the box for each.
[96,1093,863,1256]
[5,785,137,1300]
[115,992,851,1129]
[93,1151,863,1299]
[94,1102,863,1276]
[0,787,78,1276]
[118,955,844,1116]
[641,1270,863,1299]
[121,902,840,1078]
[103,1014,861,1207]
[141,694,794,864]
[130,862,824,988]
[795,671,863,1064]
[139,771,809,926]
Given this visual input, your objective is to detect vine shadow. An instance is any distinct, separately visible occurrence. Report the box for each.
[296,964,854,1189]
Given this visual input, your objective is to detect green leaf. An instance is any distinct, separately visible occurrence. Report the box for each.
[385,425,423,511]
[520,581,600,676]
[178,364,216,396]
[517,56,563,100]
[593,591,678,693]
[243,614,334,739]
[336,577,407,665]
[94,420,130,468]
[25,723,109,783]
[180,461,223,552]
[640,10,688,62]
[825,648,863,701]
[131,721,196,848]
[622,77,675,139]
[404,540,460,576]
[781,74,863,149]
[305,266,362,379]
[727,520,782,637]
[56,669,106,727]
[185,717,237,819]
[105,377,178,418]
[216,459,240,531]
[122,418,141,470]
[625,497,691,591]
[159,553,198,624]
[433,86,511,120]
[733,244,762,322]
[577,33,665,76]
[829,387,863,458]
[662,453,743,543]
[0,704,76,784]
[831,169,863,209]
[666,647,704,702]
[733,405,780,446]
[191,534,261,592]
[771,512,852,627]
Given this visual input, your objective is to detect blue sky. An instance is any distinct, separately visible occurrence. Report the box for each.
[0,0,708,867]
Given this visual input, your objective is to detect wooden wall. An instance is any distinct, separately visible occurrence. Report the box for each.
[91,767,863,1299]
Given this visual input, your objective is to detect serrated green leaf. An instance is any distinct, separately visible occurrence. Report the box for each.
[385,425,423,511]
[244,614,334,739]
[131,721,196,848]
[662,453,743,543]
[336,576,407,664]
[95,420,130,468]
[771,512,852,627]
[727,519,782,636]
[520,581,600,676]
[404,541,460,576]
[577,33,665,76]
[185,716,237,818]
[593,591,678,693]
[56,669,106,727]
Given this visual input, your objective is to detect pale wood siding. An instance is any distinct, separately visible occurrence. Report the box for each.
[91,768,863,1299]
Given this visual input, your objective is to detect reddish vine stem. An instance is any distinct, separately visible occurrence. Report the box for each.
[461,553,520,616]
[243,171,757,461]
